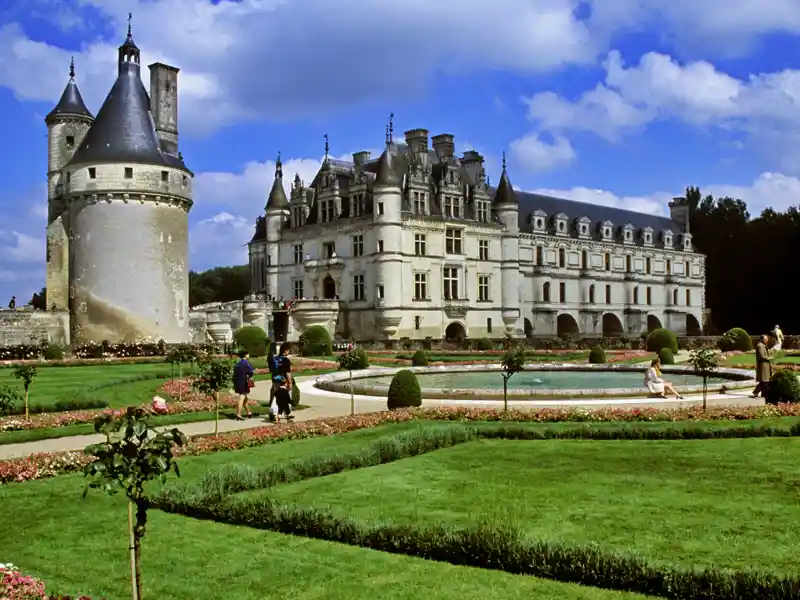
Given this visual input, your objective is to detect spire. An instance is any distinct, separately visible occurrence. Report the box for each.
[385,112,394,147]
[266,152,289,211]
[45,57,93,124]
[492,150,518,206]
[118,12,140,69]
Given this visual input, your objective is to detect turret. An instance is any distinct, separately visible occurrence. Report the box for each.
[265,155,288,300]
[290,172,309,227]
[45,57,94,313]
[493,153,520,334]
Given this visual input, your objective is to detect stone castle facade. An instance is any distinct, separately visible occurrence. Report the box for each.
[38,23,193,345]
[247,123,706,342]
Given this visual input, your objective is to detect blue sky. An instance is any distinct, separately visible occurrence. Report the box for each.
[1,0,799,304]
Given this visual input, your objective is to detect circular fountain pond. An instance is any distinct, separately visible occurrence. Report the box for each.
[314,364,755,400]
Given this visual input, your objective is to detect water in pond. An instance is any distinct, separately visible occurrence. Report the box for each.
[367,370,731,390]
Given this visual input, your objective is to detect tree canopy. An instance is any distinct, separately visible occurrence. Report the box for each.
[189,265,249,307]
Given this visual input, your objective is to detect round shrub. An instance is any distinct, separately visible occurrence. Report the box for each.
[387,369,422,410]
[719,327,753,352]
[646,328,678,354]
[476,337,493,351]
[588,346,606,364]
[42,344,65,360]
[411,350,429,367]
[352,348,369,369]
[658,347,674,365]
[766,369,800,404]
[299,325,333,357]
[339,348,369,371]
[233,326,269,357]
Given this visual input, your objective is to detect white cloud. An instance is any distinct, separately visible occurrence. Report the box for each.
[520,50,800,172]
[0,0,601,134]
[509,133,576,172]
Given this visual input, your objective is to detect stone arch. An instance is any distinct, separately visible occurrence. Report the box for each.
[542,281,551,303]
[602,312,624,336]
[686,313,702,336]
[323,275,336,299]
[647,314,662,332]
[444,321,467,341]
[524,318,534,338]
[557,313,580,337]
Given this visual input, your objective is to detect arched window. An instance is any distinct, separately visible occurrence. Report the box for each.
[543,282,551,303]
[588,284,595,304]
[673,289,679,305]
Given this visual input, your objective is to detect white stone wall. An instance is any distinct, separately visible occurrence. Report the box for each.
[0,309,70,346]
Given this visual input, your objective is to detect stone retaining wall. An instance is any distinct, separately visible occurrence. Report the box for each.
[0,309,70,346]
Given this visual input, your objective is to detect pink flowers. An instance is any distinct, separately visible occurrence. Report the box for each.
[0,563,95,599]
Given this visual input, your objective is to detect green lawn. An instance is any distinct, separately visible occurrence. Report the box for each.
[260,435,800,575]
[723,352,800,367]
[0,422,649,599]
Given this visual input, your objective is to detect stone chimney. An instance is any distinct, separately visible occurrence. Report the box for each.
[352,151,371,166]
[461,150,483,167]
[432,133,455,160]
[148,62,180,156]
[404,129,429,155]
[668,196,690,233]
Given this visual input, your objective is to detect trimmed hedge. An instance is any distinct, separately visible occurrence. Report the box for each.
[766,369,800,404]
[233,326,269,358]
[299,325,333,357]
[155,423,800,600]
[720,328,753,352]
[658,347,675,365]
[646,328,678,353]
[476,338,493,351]
[387,369,422,410]
[411,350,429,367]
[588,346,606,364]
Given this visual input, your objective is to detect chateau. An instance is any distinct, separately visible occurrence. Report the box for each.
[42,22,193,344]
[248,122,706,342]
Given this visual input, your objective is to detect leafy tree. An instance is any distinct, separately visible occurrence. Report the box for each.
[83,408,187,600]
[29,287,46,310]
[500,344,527,413]
[338,349,365,416]
[688,348,719,411]
[13,365,36,420]
[0,385,19,416]
[189,265,249,306]
[192,358,233,434]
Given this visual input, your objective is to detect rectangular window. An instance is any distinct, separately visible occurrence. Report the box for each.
[414,273,428,301]
[293,244,303,264]
[487,318,492,333]
[685,261,691,277]
[323,242,335,258]
[605,284,611,304]
[352,234,364,257]
[377,285,385,299]
[124,167,133,179]
[581,250,588,269]
[88,167,96,179]
[161,170,169,182]
[478,240,489,261]
[443,267,459,300]
[413,191,426,214]
[377,202,384,215]
[646,257,652,274]
[476,201,490,223]
[444,196,460,219]
[414,233,427,256]
[536,246,543,265]
[351,193,363,217]
[353,274,365,301]
[667,259,672,275]
[66,135,75,148]
[559,282,566,303]
[605,253,611,271]
[686,289,691,306]
[414,316,421,330]
[646,287,652,305]
[445,228,462,254]
[478,275,490,301]
[377,239,384,253]
[292,279,304,299]
[626,255,632,272]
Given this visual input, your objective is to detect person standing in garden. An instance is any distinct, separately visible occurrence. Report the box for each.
[233,350,255,420]
[752,334,773,398]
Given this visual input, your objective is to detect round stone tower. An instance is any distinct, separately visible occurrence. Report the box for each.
[492,154,521,335]
[59,23,194,344]
[264,154,289,301]
[45,58,94,313]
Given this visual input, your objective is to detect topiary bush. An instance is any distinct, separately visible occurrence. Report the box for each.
[411,350,429,367]
[766,369,800,404]
[588,346,606,364]
[387,369,422,410]
[42,344,65,360]
[476,337,493,351]
[352,348,369,369]
[658,347,674,365]
[645,328,678,354]
[299,325,333,357]
[719,327,753,352]
[232,326,269,358]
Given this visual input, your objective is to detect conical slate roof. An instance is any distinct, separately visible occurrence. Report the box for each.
[492,154,518,205]
[374,147,401,187]
[45,60,93,124]
[265,158,289,211]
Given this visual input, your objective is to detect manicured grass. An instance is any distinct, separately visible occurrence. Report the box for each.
[261,434,800,574]
[723,352,800,367]
[0,422,648,599]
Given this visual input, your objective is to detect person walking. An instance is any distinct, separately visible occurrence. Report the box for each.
[233,350,255,420]
[752,334,773,398]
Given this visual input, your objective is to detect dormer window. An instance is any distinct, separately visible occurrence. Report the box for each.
[577,217,591,238]
[642,227,654,246]
[530,210,547,233]
[351,193,365,217]
[412,190,426,215]
[622,223,635,244]
[663,231,674,248]
[600,221,614,241]
[554,213,569,236]
[682,233,692,251]
[476,199,491,223]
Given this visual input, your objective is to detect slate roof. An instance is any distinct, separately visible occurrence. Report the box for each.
[45,64,93,124]
[249,216,266,243]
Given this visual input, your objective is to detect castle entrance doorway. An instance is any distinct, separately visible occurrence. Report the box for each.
[323,276,337,299]
[272,312,289,342]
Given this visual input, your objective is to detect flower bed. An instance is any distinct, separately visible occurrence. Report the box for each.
[3,403,800,485]
[1,562,93,599]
